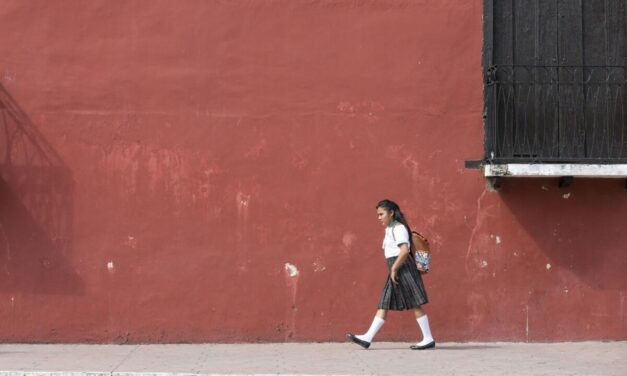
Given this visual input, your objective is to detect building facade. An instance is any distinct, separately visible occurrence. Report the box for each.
[0,0,625,342]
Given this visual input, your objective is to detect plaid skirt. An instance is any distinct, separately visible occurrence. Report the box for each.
[377,256,429,310]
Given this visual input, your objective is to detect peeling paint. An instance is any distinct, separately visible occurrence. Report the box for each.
[245,138,267,158]
[546,263,552,270]
[495,235,501,244]
[480,260,488,268]
[127,235,137,249]
[525,304,530,341]
[283,262,300,340]
[562,193,571,199]
[2,71,16,82]
[336,100,384,122]
[342,232,356,248]
[236,191,251,228]
[465,188,488,270]
[620,292,625,323]
[237,192,251,208]
[284,263,299,277]
[101,143,188,200]
[107,261,115,271]
[313,261,326,272]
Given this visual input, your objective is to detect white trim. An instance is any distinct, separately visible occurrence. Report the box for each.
[483,164,627,178]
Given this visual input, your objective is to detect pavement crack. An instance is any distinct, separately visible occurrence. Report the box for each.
[111,344,140,373]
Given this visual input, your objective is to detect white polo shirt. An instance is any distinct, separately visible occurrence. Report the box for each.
[382,224,410,258]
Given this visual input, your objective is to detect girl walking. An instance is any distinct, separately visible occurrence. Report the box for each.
[347,199,435,350]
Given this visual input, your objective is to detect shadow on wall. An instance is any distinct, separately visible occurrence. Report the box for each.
[499,178,626,290]
[0,84,83,295]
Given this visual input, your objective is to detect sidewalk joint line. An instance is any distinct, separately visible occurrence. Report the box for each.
[111,344,141,373]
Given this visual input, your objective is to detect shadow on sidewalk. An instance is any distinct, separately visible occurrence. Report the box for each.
[368,344,500,351]
[433,344,500,350]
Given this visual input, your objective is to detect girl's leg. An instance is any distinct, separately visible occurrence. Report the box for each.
[355,309,387,343]
[376,309,388,320]
[412,307,425,319]
[412,306,435,348]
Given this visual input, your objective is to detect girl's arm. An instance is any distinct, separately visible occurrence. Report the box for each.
[390,243,410,284]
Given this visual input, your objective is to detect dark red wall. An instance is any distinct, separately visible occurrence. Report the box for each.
[0,0,624,343]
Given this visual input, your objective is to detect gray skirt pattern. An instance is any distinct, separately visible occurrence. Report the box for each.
[377,256,428,310]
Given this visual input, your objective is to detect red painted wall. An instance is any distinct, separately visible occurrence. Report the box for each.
[0,0,624,343]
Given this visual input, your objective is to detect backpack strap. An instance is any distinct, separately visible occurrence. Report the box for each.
[412,231,428,244]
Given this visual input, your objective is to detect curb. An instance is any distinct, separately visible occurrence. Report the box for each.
[0,373,368,376]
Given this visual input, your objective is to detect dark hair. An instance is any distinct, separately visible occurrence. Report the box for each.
[376,199,413,247]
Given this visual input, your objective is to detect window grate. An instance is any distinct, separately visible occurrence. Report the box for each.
[484,65,627,164]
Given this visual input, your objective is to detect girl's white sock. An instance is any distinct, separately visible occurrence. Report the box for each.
[356,316,385,343]
[415,315,434,346]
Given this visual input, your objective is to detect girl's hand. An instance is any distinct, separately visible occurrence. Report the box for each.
[390,268,399,284]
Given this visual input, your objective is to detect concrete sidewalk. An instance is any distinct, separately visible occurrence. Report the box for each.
[0,342,624,376]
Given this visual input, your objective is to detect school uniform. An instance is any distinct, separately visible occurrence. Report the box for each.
[377,223,428,310]
[346,219,435,350]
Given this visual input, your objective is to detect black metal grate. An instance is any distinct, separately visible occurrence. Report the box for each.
[484,65,627,164]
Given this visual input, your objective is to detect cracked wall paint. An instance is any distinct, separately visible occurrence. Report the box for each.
[283,262,300,340]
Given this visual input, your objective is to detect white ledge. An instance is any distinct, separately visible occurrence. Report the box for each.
[483,164,627,178]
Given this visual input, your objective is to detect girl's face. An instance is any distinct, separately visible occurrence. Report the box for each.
[377,207,394,227]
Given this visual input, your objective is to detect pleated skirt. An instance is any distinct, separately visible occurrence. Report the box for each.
[377,256,429,310]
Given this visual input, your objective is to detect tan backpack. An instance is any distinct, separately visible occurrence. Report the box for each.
[391,226,432,273]
[410,231,431,273]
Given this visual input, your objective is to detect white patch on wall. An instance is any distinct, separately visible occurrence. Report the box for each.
[495,235,501,244]
[342,232,357,248]
[480,260,488,268]
[284,263,299,277]
[313,261,326,272]
[562,193,571,199]
[546,263,552,270]
[237,192,251,208]
[2,71,16,82]
[236,191,251,224]
[107,261,115,271]
[525,304,529,340]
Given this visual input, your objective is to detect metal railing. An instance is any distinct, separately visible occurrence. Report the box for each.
[484,65,627,164]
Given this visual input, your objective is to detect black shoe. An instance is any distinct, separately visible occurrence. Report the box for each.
[410,341,436,350]
[346,333,371,349]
